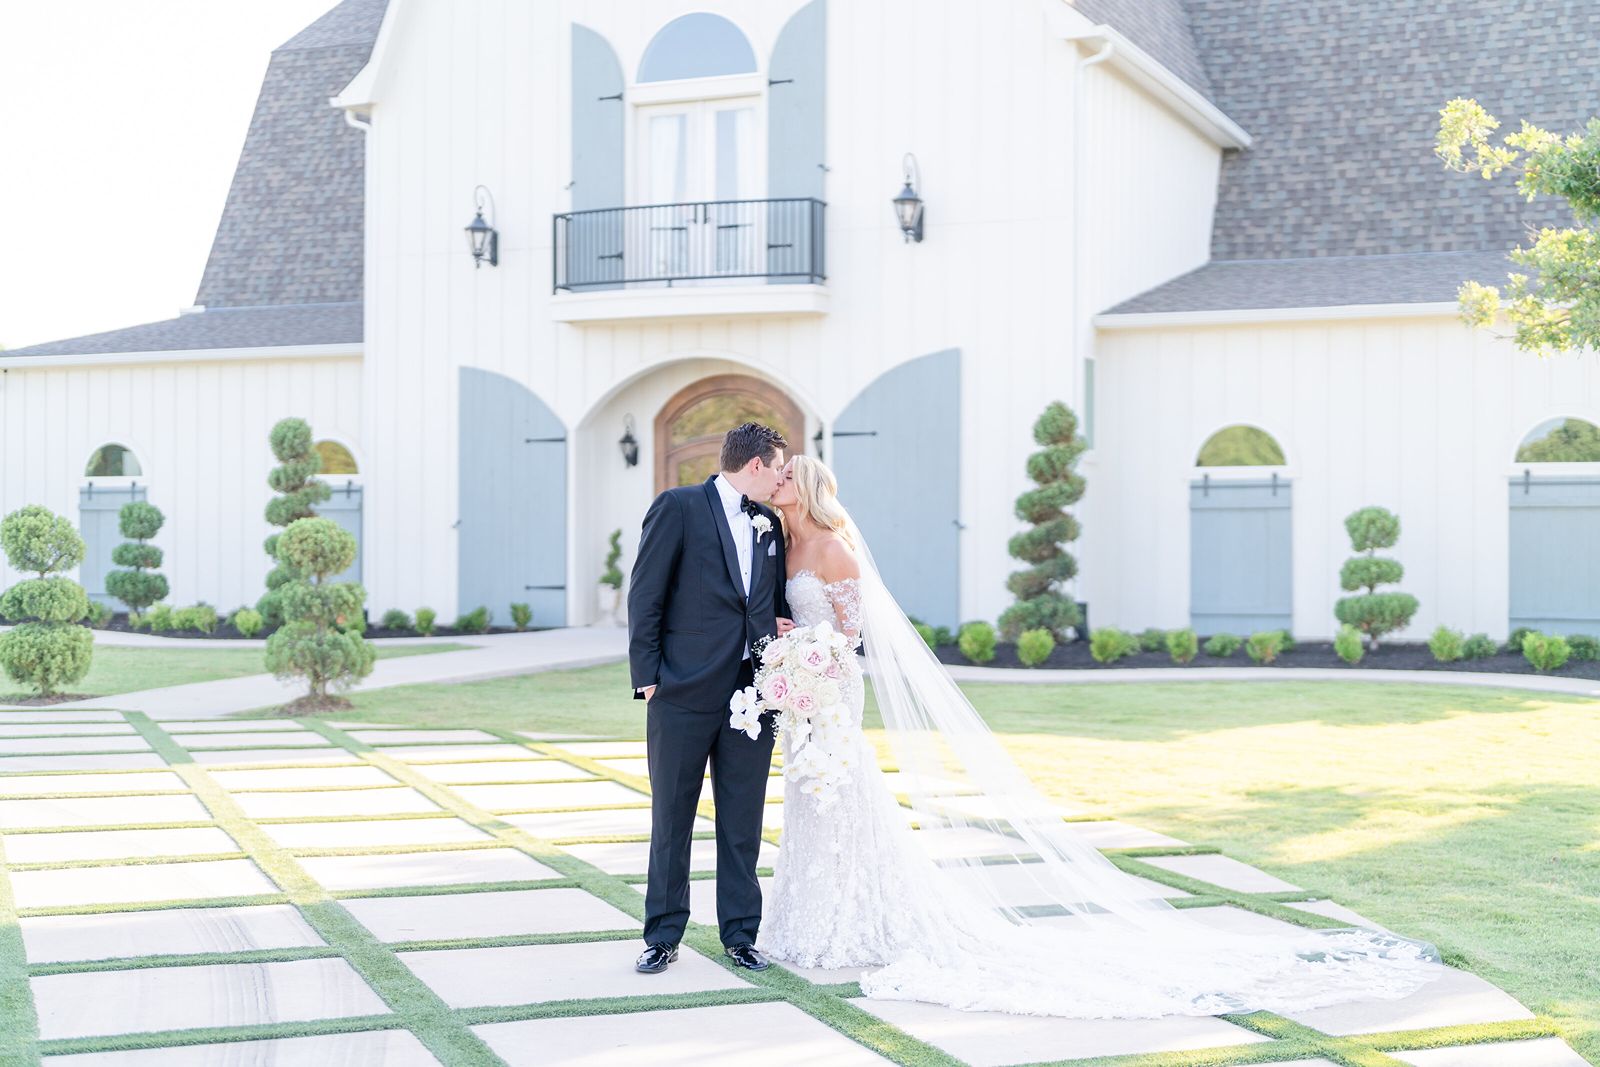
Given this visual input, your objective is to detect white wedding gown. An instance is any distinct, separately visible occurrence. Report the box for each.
[758,568,1445,1019]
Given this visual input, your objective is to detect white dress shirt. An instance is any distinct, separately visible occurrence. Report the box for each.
[713,473,754,599]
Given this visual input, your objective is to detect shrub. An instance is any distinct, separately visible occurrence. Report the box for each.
[1138,627,1166,653]
[957,621,997,664]
[1090,627,1139,663]
[1461,633,1497,660]
[257,418,331,626]
[1504,627,1536,655]
[172,603,219,634]
[1017,628,1056,667]
[455,606,492,634]
[85,600,114,628]
[231,608,264,638]
[1521,631,1571,672]
[0,505,93,695]
[600,529,624,590]
[1000,402,1086,642]
[510,602,532,631]
[380,608,412,631]
[914,621,937,649]
[1245,630,1285,665]
[1428,626,1465,663]
[415,607,437,636]
[931,625,954,647]
[1333,507,1418,648]
[1203,633,1241,658]
[1567,634,1600,662]
[264,517,375,709]
[1334,624,1365,664]
[1275,630,1296,653]
[146,603,175,632]
[104,501,168,616]
[1166,628,1198,664]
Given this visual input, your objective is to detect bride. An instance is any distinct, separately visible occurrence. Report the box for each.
[754,454,1444,1018]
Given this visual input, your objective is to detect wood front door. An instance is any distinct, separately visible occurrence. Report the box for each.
[655,375,803,493]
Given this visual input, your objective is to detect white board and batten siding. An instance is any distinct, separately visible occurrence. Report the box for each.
[1,355,362,611]
[353,0,1227,624]
[1088,313,1600,641]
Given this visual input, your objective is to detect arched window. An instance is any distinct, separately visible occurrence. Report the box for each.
[655,375,802,492]
[1196,425,1286,467]
[85,443,141,477]
[1515,418,1600,462]
[638,14,757,82]
[315,440,359,475]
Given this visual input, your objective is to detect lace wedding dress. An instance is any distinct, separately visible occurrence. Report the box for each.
[757,563,1446,1019]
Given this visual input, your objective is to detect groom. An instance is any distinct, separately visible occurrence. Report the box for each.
[627,422,791,974]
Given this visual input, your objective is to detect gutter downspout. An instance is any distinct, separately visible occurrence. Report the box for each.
[340,105,372,132]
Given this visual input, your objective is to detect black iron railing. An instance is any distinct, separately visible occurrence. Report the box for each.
[553,197,825,291]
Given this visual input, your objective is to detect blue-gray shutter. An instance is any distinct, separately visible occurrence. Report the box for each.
[766,0,825,283]
[458,368,567,628]
[1508,475,1600,635]
[1189,477,1293,634]
[314,482,363,587]
[830,349,960,628]
[78,485,148,609]
[569,25,625,290]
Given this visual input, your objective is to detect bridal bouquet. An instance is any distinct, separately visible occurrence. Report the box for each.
[729,620,856,810]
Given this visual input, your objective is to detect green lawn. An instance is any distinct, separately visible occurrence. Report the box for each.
[0,640,473,702]
[331,664,1599,1061]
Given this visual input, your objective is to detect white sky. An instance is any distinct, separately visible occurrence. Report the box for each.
[0,0,344,350]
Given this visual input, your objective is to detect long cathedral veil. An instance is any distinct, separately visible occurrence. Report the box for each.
[838,511,1447,1015]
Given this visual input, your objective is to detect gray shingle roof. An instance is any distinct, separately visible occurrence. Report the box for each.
[2,303,362,357]
[193,0,387,308]
[1186,0,1600,262]
[1072,0,1212,100]
[1101,251,1514,316]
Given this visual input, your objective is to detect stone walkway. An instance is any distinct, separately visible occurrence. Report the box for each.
[0,710,1584,1065]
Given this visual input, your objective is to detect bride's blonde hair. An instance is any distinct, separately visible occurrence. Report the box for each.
[785,454,854,548]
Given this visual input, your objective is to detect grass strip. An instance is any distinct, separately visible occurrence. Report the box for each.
[124,712,508,1067]
[15,892,292,919]
[0,835,41,1066]
[29,945,342,976]
[36,1014,404,1057]
[9,851,250,872]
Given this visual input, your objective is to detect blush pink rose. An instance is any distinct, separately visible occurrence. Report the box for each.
[824,661,840,679]
[760,673,791,704]
[791,691,816,715]
[800,644,827,670]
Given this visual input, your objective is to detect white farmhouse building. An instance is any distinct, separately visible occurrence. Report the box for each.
[9,0,1600,639]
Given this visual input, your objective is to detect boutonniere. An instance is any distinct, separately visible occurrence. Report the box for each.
[752,514,773,542]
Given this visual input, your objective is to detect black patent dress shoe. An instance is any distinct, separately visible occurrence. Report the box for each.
[724,943,770,971]
[635,942,679,974]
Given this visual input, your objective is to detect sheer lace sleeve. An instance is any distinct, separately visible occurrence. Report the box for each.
[823,578,864,649]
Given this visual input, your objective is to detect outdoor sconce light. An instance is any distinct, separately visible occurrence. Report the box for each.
[465,185,499,268]
[893,153,925,243]
[619,415,640,468]
[812,426,825,462]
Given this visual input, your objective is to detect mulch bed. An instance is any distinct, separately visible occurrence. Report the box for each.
[82,615,530,641]
[0,693,98,706]
[932,639,1600,679]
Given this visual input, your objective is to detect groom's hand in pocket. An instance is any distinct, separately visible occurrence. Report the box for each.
[641,685,656,702]
[776,617,795,636]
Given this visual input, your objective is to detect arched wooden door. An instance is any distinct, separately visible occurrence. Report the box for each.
[655,375,804,492]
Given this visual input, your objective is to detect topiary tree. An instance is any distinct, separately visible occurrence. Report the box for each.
[1334,506,1419,649]
[264,516,374,712]
[0,506,93,696]
[258,418,330,626]
[999,402,1086,641]
[104,501,167,619]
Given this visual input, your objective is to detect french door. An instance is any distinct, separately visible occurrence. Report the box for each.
[633,97,762,282]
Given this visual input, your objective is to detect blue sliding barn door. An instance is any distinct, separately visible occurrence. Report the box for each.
[79,485,148,609]
[767,0,825,283]
[1189,477,1292,634]
[1508,475,1600,635]
[314,482,363,586]
[567,25,625,290]
[458,368,567,628]
[830,349,961,629]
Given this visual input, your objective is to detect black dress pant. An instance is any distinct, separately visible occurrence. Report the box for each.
[642,659,774,948]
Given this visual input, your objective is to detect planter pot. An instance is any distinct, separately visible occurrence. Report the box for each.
[596,583,623,626]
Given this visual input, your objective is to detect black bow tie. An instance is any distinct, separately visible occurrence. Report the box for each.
[739,495,762,519]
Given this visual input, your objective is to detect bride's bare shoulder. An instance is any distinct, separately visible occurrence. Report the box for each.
[816,535,860,585]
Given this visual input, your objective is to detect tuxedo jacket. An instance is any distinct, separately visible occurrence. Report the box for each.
[627,476,790,712]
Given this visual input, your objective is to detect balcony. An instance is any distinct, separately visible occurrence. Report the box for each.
[550,197,827,324]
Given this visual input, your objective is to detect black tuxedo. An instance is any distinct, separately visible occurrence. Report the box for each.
[627,475,789,948]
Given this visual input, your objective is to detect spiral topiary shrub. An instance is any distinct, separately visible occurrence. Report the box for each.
[264,517,374,712]
[601,529,624,590]
[104,501,168,618]
[0,506,93,696]
[999,402,1086,642]
[1334,507,1418,648]
[257,418,331,626]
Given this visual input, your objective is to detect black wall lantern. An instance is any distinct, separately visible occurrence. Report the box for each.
[619,414,640,467]
[465,185,499,268]
[893,153,925,243]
